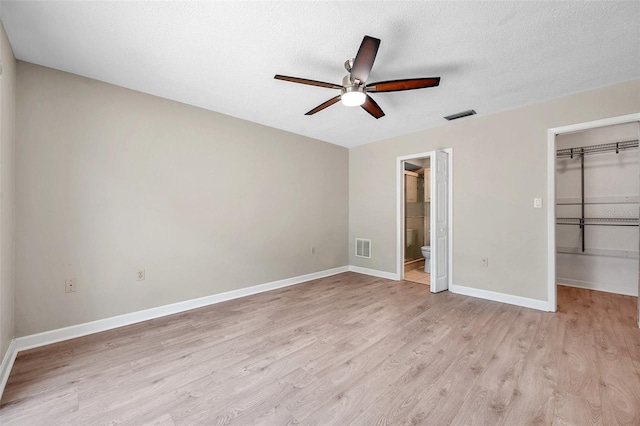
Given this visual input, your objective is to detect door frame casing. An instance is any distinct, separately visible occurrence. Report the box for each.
[396,149,453,290]
[547,113,640,315]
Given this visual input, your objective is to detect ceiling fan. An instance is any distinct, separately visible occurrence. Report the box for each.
[274,35,441,119]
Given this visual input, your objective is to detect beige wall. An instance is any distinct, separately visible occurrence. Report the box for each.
[15,62,348,336]
[0,22,16,359]
[350,80,640,302]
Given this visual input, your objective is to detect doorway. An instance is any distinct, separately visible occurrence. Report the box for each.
[397,150,452,292]
[547,113,640,327]
[403,160,431,285]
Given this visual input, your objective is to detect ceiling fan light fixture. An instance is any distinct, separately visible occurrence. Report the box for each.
[341,86,366,106]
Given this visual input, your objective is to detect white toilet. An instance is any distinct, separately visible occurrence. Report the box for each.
[421,246,431,273]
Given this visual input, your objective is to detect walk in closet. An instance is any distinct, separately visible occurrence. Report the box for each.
[556,123,640,296]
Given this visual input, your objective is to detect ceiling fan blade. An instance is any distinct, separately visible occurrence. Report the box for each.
[305,95,342,115]
[350,35,380,84]
[274,75,342,89]
[366,77,441,93]
[361,95,385,119]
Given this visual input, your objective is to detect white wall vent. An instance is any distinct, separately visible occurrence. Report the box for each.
[355,238,371,258]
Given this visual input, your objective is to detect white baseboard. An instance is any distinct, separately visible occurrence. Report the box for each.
[347,270,551,312]
[0,339,18,401]
[557,278,638,297]
[450,284,549,312]
[15,266,349,352]
[348,265,399,281]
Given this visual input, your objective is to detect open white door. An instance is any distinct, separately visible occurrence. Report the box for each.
[431,150,450,292]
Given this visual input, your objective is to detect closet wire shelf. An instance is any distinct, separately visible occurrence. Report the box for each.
[556,217,639,227]
[556,140,638,158]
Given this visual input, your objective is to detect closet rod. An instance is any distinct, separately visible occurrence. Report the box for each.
[556,139,638,158]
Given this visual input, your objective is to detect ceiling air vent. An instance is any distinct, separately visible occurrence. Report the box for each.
[355,238,371,258]
[444,109,476,121]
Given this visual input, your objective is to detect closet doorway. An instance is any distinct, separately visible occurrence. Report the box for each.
[547,114,640,327]
[397,150,452,293]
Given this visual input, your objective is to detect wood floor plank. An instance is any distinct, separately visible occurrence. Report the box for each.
[553,392,603,426]
[590,291,640,425]
[77,278,415,425]
[294,296,479,424]
[348,298,503,425]
[169,299,420,424]
[442,307,540,425]
[556,288,602,409]
[608,291,640,376]
[501,312,564,425]
[160,282,447,424]
[1,275,639,425]
[397,304,520,426]
[0,386,79,424]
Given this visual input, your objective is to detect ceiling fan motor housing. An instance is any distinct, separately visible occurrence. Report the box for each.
[342,74,361,89]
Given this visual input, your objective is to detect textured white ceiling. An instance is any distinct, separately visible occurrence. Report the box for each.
[1,1,639,148]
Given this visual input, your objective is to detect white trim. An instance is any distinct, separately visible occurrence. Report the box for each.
[549,113,640,135]
[557,279,638,297]
[445,148,454,292]
[547,113,640,313]
[0,339,18,401]
[15,266,348,352]
[348,265,399,280]
[450,284,549,312]
[547,128,558,312]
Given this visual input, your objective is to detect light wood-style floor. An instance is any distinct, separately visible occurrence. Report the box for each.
[1,272,639,425]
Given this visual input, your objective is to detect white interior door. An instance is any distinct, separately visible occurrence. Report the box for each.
[431,150,450,292]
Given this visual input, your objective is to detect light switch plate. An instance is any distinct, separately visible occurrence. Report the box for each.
[534,198,543,208]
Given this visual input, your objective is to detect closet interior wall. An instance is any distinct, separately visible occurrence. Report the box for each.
[556,122,640,296]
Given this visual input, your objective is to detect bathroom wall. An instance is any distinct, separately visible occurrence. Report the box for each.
[556,122,640,296]
[15,62,349,336]
[349,79,640,302]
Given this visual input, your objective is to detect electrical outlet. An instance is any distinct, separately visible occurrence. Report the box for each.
[65,279,77,293]
[481,258,489,267]
[137,269,145,281]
